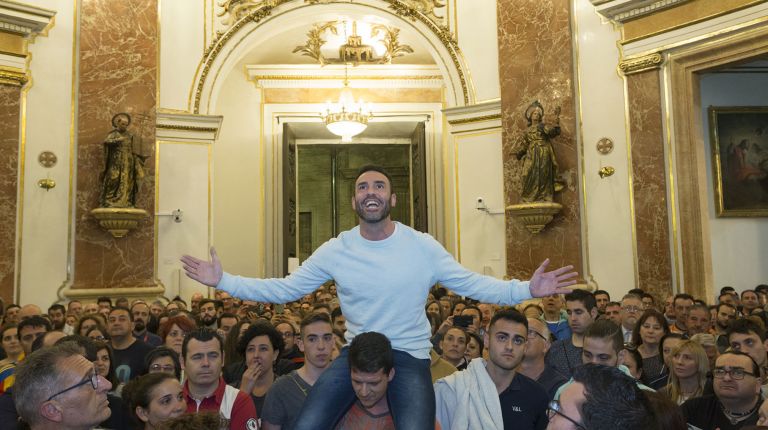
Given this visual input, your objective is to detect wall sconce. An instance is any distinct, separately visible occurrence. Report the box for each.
[599,166,615,178]
[476,197,504,215]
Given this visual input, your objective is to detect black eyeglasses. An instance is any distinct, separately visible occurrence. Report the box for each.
[547,400,587,430]
[712,367,756,380]
[46,368,99,401]
[528,330,549,342]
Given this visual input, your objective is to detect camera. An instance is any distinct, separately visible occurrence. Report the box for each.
[453,315,473,328]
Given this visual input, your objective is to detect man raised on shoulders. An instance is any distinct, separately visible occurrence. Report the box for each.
[182,165,577,430]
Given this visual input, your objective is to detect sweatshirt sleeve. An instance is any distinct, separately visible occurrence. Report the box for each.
[423,233,532,305]
[230,391,259,430]
[216,245,334,303]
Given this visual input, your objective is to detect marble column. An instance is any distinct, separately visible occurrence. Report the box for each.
[497,0,583,279]
[0,83,21,303]
[625,67,673,301]
[71,0,159,293]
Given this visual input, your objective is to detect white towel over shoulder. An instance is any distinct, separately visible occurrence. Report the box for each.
[434,358,504,430]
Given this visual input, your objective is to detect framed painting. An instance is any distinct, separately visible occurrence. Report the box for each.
[708,106,768,216]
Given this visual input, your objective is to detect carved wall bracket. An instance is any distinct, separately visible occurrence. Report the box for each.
[619,52,663,75]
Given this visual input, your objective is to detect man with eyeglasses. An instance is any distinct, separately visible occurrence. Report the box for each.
[726,318,768,394]
[519,318,567,400]
[275,320,305,372]
[619,294,643,342]
[12,342,113,430]
[547,363,656,430]
[435,309,549,430]
[682,351,761,429]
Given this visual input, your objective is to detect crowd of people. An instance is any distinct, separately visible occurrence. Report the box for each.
[2,164,767,430]
[1,284,768,429]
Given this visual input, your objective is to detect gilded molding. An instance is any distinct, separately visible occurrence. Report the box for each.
[0,66,26,85]
[592,0,693,23]
[155,123,218,132]
[619,52,663,75]
[193,0,469,112]
[446,113,501,125]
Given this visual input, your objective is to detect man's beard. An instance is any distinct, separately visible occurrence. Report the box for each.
[53,320,65,330]
[202,314,216,326]
[355,196,391,223]
[134,320,146,332]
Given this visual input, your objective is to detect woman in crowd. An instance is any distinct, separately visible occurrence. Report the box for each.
[86,325,109,342]
[235,321,284,416]
[621,346,644,381]
[94,340,123,396]
[0,324,22,395]
[631,309,670,387]
[654,333,686,390]
[223,319,252,368]
[145,346,182,380]
[123,372,187,430]
[662,339,709,405]
[76,314,107,337]
[465,331,484,362]
[158,315,196,356]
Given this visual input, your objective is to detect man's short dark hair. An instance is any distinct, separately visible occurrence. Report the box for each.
[641,293,655,303]
[355,164,393,189]
[756,284,768,295]
[109,306,133,321]
[726,318,767,342]
[48,304,65,314]
[55,335,100,361]
[593,290,610,299]
[97,296,112,306]
[572,363,656,429]
[489,309,528,332]
[331,307,343,322]
[198,298,215,309]
[462,305,481,315]
[313,303,331,313]
[564,290,597,312]
[606,301,621,308]
[301,312,332,335]
[718,293,733,303]
[584,319,623,353]
[742,289,758,299]
[718,350,760,375]
[628,288,645,296]
[145,346,181,380]
[217,312,239,326]
[673,293,694,305]
[238,321,284,357]
[182,328,223,359]
[18,315,51,334]
[720,286,736,295]
[348,332,393,374]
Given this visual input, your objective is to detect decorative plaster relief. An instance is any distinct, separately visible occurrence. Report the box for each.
[591,0,692,23]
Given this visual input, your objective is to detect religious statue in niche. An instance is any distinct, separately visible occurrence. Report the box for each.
[99,113,148,208]
[506,101,564,234]
[514,101,562,202]
[91,113,150,238]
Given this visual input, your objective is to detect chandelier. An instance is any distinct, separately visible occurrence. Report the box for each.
[323,66,371,142]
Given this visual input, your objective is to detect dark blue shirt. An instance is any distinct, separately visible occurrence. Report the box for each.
[500,372,549,430]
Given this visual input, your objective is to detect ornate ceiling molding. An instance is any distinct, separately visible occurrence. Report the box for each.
[193,0,470,112]
[0,0,55,36]
[590,0,693,23]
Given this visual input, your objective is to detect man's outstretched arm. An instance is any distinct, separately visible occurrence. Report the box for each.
[528,258,577,297]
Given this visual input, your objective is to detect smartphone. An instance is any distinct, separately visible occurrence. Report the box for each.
[453,315,473,328]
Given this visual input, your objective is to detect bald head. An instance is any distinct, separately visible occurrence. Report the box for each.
[527,318,550,339]
[523,317,552,362]
[19,304,42,321]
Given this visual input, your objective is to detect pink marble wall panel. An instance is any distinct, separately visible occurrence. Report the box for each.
[74,0,157,289]
[497,0,582,280]
[627,70,673,299]
[0,85,20,303]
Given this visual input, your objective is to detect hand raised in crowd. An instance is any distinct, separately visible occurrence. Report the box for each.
[181,247,223,287]
[528,258,578,297]
[240,360,267,394]
[436,315,455,336]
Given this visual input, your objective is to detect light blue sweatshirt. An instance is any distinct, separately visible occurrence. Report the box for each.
[217,222,532,359]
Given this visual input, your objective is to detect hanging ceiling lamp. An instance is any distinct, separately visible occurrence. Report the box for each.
[323,64,371,142]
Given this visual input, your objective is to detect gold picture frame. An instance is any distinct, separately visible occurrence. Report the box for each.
[709,106,768,217]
